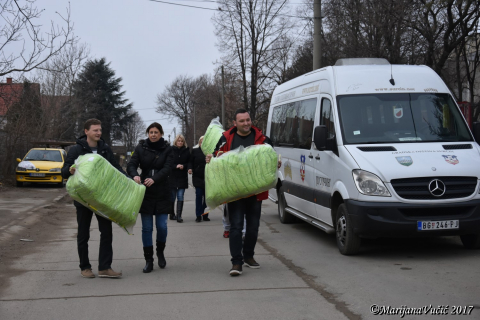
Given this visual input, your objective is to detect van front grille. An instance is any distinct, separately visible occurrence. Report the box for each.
[390,176,477,200]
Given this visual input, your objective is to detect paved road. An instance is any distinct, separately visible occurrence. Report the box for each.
[0,185,479,320]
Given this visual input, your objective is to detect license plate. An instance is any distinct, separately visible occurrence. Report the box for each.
[30,173,45,177]
[417,220,459,231]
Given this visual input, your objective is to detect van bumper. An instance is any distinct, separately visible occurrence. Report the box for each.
[345,199,480,238]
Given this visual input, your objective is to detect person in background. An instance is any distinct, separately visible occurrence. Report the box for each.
[169,134,190,223]
[206,109,281,276]
[62,118,126,279]
[127,122,173,273]
[188,136,210,222]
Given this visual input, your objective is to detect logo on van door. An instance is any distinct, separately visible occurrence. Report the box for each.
[442,155,459,165]
[284,160,292,180]
[300,155,306,182]
[396,156,413,166]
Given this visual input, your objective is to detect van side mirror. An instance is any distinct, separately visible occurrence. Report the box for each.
[314,125,327,151]
[473,122,480,143]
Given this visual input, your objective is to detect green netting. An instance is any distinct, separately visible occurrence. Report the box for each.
[201,117,224,156]
[66,154,146,234]
[205,144,278,208]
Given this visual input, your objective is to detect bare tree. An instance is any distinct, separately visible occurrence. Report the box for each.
[122,110,145,153]
[213,0,294,121]
[0,0,75,77]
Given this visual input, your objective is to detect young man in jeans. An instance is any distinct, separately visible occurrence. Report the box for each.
[62,119,128,279]
[206,109,281,276]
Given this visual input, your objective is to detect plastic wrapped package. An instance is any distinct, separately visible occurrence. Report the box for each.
[66,154,146,234]
[201,117,225,156]
[205,144,278,208]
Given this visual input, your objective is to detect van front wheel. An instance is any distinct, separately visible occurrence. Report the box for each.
[336,204,361,255]
[460,234,480,249]
[278,187,295,224]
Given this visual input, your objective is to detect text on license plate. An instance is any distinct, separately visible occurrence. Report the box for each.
[418,220,459,231]
[30,173,45,177]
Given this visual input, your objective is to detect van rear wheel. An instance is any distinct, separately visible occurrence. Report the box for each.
[460,234,480,249]
[278,187,295,224]
[336,204,361,255]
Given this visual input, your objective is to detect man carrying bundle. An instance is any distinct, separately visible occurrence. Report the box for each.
[206,109,281,276]
[62,118,127,279]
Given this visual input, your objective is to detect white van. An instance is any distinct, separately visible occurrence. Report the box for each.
[266,58,480,255]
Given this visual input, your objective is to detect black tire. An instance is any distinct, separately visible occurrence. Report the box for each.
[335,204,361,255]
[278,187,295,224]
[460,234,480,249]
[16,181,23,187]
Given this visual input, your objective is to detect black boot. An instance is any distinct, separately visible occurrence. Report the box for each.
[143,246,154,273]
[203,214,210,221]
[169,202,176,220]
[176,201,184,223]
[156,241,166,269]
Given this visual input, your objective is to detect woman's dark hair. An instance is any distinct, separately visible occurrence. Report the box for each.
[146,122,164,135]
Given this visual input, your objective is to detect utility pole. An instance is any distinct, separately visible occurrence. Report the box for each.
[313,0,322,70]
[193,103,196,146]
[221,65,226,129]
[173,127,176,140]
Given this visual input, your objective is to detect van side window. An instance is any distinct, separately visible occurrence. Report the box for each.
[271,98,317,149]
[321,99,335,139]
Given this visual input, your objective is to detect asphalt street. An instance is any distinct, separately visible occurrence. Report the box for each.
[0,184,479,320]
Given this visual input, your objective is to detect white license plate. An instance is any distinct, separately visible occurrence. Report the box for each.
[417,220,459,231]
[30,173,45,177]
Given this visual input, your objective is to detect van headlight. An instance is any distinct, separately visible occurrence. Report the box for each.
[352,170,391,197]
[49,168,61,172]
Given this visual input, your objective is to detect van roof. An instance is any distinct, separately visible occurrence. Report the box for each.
[271,64,451,103]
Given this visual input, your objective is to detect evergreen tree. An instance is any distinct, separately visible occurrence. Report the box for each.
[73,58,133,144]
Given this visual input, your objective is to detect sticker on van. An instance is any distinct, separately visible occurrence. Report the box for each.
[284,160,292,180]
[300,155,306,182]
[442,155,459,165]
[394,107,403,118]
[396,156,413,166]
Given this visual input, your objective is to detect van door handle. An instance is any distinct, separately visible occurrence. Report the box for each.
[315,155,320,160]
[308,154,313,159]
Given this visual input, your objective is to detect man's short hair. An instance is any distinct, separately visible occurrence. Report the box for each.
[233,108,249,121]
[84,119,102,130]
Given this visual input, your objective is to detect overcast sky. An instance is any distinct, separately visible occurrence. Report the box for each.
[39,0,222,141]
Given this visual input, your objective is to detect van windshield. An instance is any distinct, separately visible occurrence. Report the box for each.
[337,93,472,144]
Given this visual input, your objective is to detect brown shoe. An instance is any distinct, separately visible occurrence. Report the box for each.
[98,268,122,278]
[81,269,95,278]
[244,257,260,269]
[229,264,243,276]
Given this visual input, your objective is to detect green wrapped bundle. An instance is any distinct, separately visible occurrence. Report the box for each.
[66,154,146,234]
[205,144,278,208]
[201,117,224,156]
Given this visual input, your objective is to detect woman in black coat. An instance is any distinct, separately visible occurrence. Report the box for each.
[127,122,173,273]
[168,134,190,223]
[188,136,209,222]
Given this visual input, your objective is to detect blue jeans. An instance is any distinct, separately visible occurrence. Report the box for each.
[170,188,185,202]
[141,213,168,247]
[227,196,262,265]
[195,187,207,217]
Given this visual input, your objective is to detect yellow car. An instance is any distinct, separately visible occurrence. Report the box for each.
[16,148,67,187]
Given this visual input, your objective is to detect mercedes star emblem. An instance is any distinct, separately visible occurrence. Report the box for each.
[428,179,446,197]
[432,167,436,171]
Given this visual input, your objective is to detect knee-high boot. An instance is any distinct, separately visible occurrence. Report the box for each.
[176,201,184,223]
[156,241,166,268]
[143,246,154,273]
[169,202,176,220]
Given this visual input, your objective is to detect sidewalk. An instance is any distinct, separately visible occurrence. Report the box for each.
[0,187,348,320]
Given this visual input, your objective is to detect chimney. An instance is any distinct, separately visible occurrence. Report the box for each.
[6,78,12,84]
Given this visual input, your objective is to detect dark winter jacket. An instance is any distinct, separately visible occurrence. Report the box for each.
[213,125,273,201]
[127,138,173,215]
[127,138,173,214]
[61,135,128,208]
[168,146,190,189]
[188,146,206,189]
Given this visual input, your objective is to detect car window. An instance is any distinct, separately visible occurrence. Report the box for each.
[25,150,63,162]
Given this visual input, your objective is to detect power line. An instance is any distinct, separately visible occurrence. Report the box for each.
[149,0,218,11]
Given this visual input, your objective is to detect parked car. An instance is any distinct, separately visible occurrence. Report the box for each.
[16,148,67,187]
[267,58,480,254]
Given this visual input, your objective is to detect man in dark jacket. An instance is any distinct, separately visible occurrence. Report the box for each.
[62,118,127,279]
[206,109,281,276]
